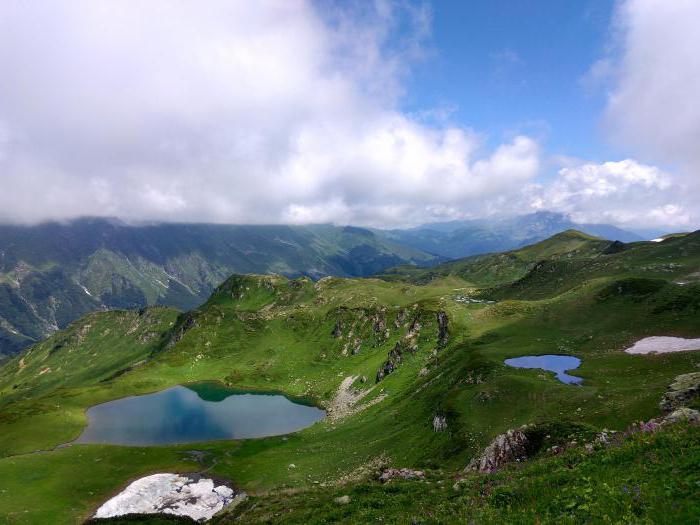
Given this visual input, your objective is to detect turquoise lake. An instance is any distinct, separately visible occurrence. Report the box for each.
[76,382,325,445]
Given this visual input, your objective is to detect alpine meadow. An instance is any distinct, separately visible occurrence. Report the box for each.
[0,1,699,524]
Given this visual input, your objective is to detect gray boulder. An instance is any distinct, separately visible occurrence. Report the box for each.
[661,407,700,425]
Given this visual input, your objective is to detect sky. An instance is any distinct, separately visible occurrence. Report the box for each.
[0,0,698,231]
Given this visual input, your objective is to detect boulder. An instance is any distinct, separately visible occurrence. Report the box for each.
[662,407,700,425]
[334,495,351,505]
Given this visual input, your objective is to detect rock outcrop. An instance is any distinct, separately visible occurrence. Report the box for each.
[660,372,700,413]
[437,311,449,347]
[331,318,343,338]
[375,310,448,382]
[661,407,700,425]
[376,341,405,382]
[371,309,387,335]
[165,312,197,349]
[395,308,407,328]
[433,415,447,432]
[466,429,529,473]
[379,468,426,483]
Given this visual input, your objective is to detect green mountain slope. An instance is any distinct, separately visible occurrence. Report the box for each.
[0,231,698,523]
[486,230,700,300]
[378,229,615,285]
[0,219,437,356]
[225,423,700,524]
[379,229,700,296]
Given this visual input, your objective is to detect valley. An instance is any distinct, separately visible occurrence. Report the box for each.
[0,213,642,358]
[0,230,698,523]
[0,220,437,356]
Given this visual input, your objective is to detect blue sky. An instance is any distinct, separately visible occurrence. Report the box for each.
[0,1,698,231]
[409,0,614,159]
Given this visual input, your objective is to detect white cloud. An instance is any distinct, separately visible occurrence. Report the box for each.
[566,0,700,230]
[601,0,700,191]
[0,0,541,227]
[1,1,696,231]
[526,159,691,228]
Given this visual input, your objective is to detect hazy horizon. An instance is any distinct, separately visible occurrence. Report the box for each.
[0,210,679,240]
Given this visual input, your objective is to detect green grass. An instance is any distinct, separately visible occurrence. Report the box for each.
[225,424,700,524]
[0,232,698,523]
[0,446,198,524]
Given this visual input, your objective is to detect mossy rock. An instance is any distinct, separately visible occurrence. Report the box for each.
[660,372,700,412]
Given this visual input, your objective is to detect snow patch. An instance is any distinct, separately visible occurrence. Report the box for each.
[624,336,700,355]
[94,473,244,522]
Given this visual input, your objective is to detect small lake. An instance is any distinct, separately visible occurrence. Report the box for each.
[76,382,325,446]
[504,355,583,385]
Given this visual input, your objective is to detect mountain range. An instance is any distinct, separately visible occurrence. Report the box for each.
[381,211,645,259]
[0,212,648,356]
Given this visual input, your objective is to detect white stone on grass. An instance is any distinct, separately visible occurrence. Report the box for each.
[94,473,238,522]
[624,336,700,355]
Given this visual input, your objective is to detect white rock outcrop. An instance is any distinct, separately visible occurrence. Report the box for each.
[94,473,242,522]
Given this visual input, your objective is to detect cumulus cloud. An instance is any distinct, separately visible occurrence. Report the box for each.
[526,159,691,228]
[0,0,542,227]
[564,0,700,231]
[1,0,697,231]
[601,0,700,193]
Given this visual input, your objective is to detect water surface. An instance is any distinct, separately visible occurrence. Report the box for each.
[504,355,583,385]
[77,382,325,445]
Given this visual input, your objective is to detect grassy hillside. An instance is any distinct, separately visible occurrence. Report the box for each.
[378,229,615,285]
[0,231,698,523]
[0,219,437,356]
[379,229,700,293]
[226,423,700,524]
